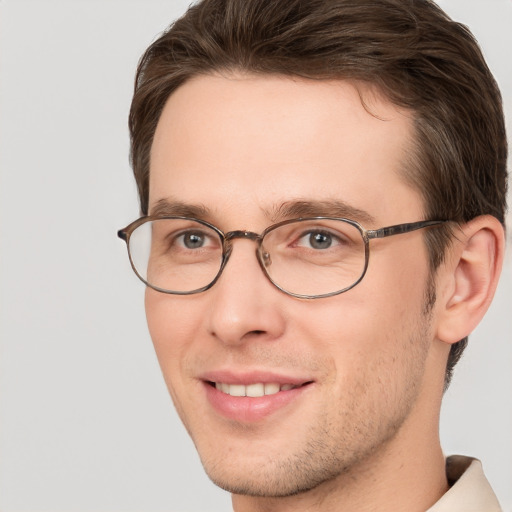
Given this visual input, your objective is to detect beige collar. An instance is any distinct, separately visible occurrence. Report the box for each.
[427,455,501,512]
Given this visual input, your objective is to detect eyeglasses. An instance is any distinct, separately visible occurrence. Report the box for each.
[118,216,447,299]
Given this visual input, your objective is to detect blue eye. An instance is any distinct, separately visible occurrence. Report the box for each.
[181,231,207,249]
[308,232,332,249]
[297,230,337,250]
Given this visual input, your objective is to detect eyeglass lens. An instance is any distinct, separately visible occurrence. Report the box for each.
[128,218,367,297]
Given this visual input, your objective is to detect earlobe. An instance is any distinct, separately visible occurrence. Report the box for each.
[436,215,505,345]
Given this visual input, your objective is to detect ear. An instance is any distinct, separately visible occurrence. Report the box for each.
[436,215,505,344]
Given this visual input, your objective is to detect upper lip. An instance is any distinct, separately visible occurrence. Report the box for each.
[199,370,314,386]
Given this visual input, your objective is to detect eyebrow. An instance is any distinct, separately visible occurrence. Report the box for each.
[149,197,376,226]
[150,198,210,218]
[267,199,376,225]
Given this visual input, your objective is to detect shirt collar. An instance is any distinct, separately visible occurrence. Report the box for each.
[427,455,502,512]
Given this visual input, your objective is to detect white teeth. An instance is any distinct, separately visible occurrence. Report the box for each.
[214,382,298,397]
[229,384,246,397]
[216,382,232,394]
[246,383,264,397]
[264,383,280,395]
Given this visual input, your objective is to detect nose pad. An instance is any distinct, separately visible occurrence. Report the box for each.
[260,248,272,267]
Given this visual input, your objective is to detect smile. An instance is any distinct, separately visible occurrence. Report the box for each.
[203,376,314,422]
[213,382,299,397]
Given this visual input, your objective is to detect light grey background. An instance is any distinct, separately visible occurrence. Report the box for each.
[0,1,510,511]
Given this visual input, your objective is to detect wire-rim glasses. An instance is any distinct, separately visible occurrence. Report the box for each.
[118,216,447,299]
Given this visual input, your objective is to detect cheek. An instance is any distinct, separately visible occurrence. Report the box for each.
[299,273,432,411]
[289,247,431,372]
[145,289,208,425]
[144,289,200,377]
[363,238,431,318]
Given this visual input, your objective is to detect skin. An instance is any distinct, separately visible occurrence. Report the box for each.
[144,74,494,512]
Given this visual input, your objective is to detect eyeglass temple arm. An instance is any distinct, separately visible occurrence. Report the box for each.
[366,220,447,240]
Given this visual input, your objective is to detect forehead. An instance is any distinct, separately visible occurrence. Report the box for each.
[149,74,421,226]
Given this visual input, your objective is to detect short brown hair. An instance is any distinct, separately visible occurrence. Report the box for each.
[129,0,508,387]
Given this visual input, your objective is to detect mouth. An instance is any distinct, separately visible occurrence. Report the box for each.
[203,379,313,422]
[208,381,309,397]
[201,372,314,422]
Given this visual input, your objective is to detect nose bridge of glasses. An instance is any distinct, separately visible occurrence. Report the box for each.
[222,230,270,269]
[224,230,261,242]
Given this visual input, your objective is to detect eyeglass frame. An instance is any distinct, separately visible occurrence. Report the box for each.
[118,216,449,299]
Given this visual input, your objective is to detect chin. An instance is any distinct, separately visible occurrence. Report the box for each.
[204,468,326,498]
[197,441,355,499]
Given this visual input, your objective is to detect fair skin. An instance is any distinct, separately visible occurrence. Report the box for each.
[145,74,503,512]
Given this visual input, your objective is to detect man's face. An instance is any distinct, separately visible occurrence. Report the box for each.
[146,75,438,497]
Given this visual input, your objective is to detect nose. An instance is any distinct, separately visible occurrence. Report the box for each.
[206,239,286,346]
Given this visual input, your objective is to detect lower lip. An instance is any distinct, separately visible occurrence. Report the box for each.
[203,382,311,423]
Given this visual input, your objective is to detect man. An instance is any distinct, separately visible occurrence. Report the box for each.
[118,0,507,510]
